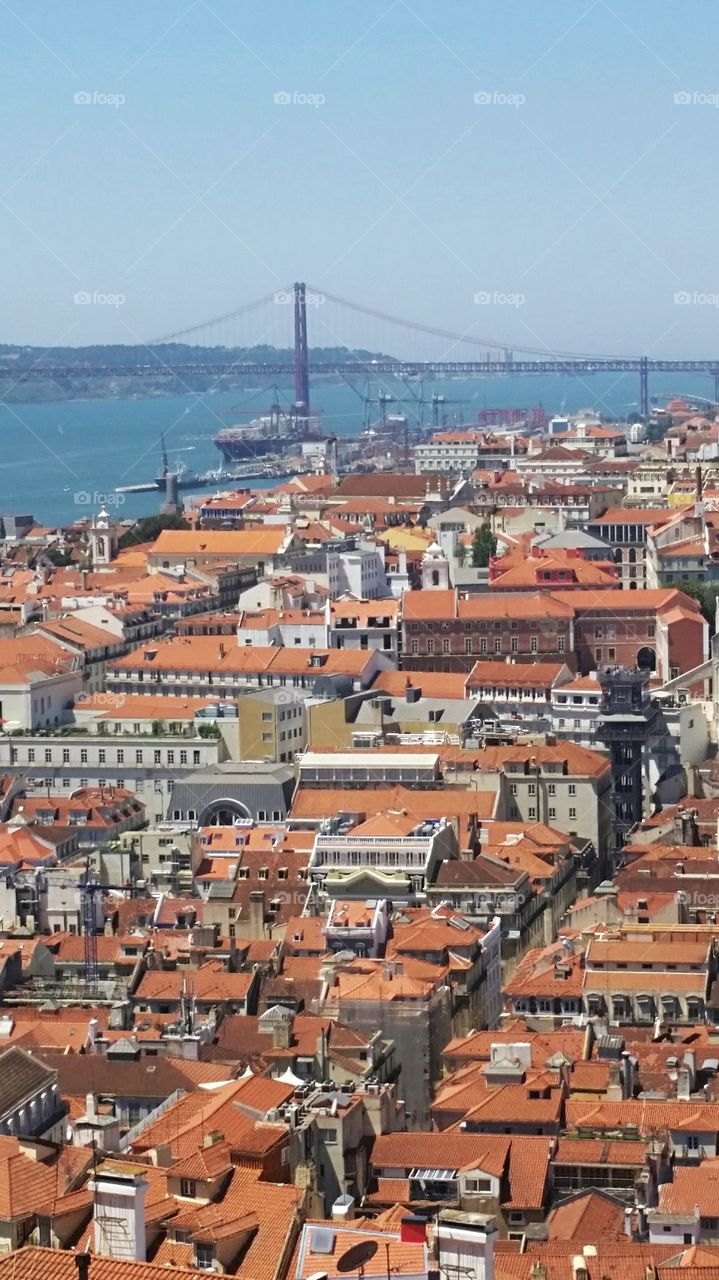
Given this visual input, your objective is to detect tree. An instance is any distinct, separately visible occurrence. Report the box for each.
[471,524,497,568]
[44,547,75,567]
[118,512,190,549]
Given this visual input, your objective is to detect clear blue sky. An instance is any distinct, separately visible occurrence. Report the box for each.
[2,0,719,356]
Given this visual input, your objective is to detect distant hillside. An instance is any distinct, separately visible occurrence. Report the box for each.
[0,342,392,369]
[0,343,395,404]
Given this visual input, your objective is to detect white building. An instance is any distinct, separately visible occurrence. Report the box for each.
[327,543,391,600]
[308,812,458,902]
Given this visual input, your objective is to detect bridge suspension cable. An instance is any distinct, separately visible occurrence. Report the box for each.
[306,284,628,362]
[145,287,293,346]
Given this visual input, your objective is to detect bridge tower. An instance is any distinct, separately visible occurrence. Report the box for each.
[639,356,649,418]
[293,281,310,420]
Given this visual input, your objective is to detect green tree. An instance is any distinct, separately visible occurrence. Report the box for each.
[118,512,190,549]
[471,524,497,568]
[44,547,75,567]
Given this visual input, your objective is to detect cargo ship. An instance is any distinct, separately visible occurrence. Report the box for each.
[214,406,323,464]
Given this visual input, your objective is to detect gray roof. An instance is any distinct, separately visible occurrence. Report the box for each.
[354,696,479,725]
[181,761,295,783]
[0,1045,55,1117]
[537,530,611,550]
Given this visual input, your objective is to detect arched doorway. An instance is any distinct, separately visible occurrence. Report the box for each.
[637,646,656,671]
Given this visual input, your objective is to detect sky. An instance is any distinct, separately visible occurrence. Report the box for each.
[2,1,719,357]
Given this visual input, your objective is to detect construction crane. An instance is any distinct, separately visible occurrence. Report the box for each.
[81,861,134,991]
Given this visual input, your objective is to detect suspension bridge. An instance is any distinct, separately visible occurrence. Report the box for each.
[6,282,719,417]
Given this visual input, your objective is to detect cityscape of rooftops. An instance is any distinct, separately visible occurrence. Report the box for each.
[0,6,718,1280]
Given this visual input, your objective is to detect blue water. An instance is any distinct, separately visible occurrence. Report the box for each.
[1,370,714,528]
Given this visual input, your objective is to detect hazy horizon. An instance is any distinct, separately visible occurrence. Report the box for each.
[3,1,719,358]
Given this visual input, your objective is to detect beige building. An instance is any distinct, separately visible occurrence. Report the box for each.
[236,687,307,763]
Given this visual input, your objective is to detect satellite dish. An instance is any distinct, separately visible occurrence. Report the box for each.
[337,1243,378,1274]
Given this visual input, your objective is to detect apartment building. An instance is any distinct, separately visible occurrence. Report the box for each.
[402,590,575,673]
[0,727,223,824]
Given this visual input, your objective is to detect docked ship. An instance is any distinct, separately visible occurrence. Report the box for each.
[214,405,323,464]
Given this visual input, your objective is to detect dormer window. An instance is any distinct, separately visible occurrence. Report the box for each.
[180,1179,196,1198]
[195,1244,214,1270]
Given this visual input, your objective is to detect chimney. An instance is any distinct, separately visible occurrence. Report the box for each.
[75,1255,90,1280]
[249,890,265,939]
[90,1168,148,1261]
[401,1216,428,1245]
[331,1194,355,1221]
[272,1012,294,1050]
[226,935,237,973]
[86,1092,96,1120]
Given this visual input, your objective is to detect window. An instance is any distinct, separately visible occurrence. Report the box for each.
[193,750,201,764]
[511,637,518,653]
[154,750,161,764]
[180,1179,196,1197]
[568,784,576,796]
[27,749,35,763]
[80,749,88,764]
[167,750,174,765]
[427,639,434,655]
[494,638,502,653]
[136,749,143,764]
[117,749,124,764]
[549,807,556,819]
[569,808,576,820]
[99,748,106,764]
[195,1244,214,1270]
[465,639,472,654]
[442,638,450,654]
[480,638,488,654]
[530,635,538,653]
[62,747,70,763]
